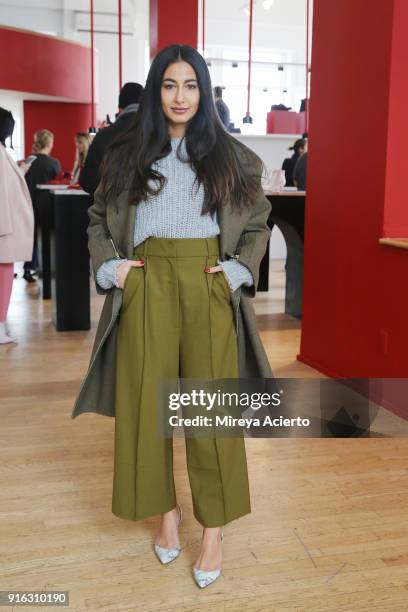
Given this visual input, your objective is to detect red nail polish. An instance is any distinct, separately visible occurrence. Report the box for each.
[140,259,145,264]
[204,267,210,272]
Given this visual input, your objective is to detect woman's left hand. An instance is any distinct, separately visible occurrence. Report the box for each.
[204,264,232,294]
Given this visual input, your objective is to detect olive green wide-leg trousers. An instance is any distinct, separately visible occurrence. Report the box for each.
[112,236,251,527]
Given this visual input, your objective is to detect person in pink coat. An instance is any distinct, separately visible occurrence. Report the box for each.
[0,108,34,344]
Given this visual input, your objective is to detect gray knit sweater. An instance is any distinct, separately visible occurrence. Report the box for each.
[96,137,254,293]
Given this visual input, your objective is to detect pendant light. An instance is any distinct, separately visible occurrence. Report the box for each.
[243,0,254,124]
[88,0,96,134]
[118,0,123,90]
[305,0,310,133]
[202,0,205,56]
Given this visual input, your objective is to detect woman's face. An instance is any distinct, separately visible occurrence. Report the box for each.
[76,138,85,154]
[161,61,200,130]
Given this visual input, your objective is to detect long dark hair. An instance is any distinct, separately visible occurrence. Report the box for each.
[289,138,306,156]
[0,107,15,147]
[100,44,262,217]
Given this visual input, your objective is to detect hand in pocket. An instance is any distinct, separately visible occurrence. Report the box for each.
[204,264,232,295]
[117,259,145,289]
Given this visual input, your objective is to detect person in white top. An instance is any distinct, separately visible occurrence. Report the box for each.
[0,108,34,343]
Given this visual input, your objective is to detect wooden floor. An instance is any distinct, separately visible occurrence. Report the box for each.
[1,262,408,611]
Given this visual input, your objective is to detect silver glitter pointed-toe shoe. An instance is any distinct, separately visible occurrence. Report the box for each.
[154,504,182,565]
[193,530,224,588]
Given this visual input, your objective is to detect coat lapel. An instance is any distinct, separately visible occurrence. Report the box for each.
[217,201,227,256]
[218,199,252,257]
[106,191,137,259]
[125,204,137,258]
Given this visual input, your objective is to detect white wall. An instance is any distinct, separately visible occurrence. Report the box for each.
[233,133,299,259]
[0,0,63,35]
[233,133,301,173]
[74,2,148,119]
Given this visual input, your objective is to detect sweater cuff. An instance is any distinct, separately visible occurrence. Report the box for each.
[96,258,127,289]
[217,259,254,293]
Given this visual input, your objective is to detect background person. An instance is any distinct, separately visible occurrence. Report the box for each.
[293,151,308,191]
[23,129,60,283]
[213,86,231,130]
[282,138,307,187]
[0,108,34,343]
[71,132,91,185]
[79,82,144,195]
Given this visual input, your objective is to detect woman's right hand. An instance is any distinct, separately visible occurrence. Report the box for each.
[17,160,30,175]
[116,259,145,289]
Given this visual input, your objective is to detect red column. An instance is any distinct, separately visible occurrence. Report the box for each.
[149,0,198,60]
[383,0,408,236]
[298,0,408,378]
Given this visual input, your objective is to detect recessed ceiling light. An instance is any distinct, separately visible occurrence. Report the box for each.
[243,0,274,14]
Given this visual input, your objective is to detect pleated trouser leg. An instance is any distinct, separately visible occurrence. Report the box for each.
[111,236,251,526]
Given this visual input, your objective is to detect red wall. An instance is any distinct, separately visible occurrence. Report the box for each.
[0,26,92,102]
[298,0,408,378]
[24,101,91,173]
[1,26,94,165]
[383,0,408,236]
[149,0,198,59]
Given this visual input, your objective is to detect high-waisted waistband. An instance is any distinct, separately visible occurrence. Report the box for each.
[133,236,220,258]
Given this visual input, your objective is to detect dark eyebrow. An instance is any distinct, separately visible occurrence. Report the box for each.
[162,78,198,84]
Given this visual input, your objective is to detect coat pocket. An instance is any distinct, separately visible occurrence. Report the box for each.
[121,266,144,313]
[218,270,232,301]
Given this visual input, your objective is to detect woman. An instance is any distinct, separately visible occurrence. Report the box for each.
[71,132,91,185]
[23,129,60,283]
[0,108,34,343]
[282,137,307,187]
[72,44,273,588]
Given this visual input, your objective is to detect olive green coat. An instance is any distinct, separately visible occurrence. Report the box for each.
[71,139,273,419]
